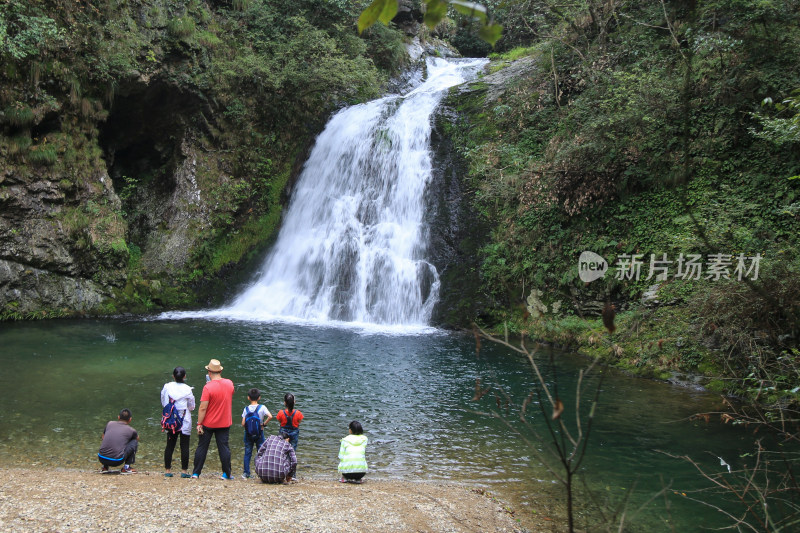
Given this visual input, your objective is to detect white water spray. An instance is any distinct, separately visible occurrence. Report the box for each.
[215,58,486,326]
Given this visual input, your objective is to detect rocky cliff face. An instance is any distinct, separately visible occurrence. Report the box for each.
[425,58,546,327]
[426,98,495,328]
[0,69,232,318]
[0,157,126,317]
[99,75,214,276]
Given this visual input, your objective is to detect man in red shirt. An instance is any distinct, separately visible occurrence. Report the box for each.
[191,358,235,479]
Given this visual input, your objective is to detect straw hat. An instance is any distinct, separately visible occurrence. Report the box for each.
[205,359,223,372]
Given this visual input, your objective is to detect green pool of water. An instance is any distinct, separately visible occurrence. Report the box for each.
[0,318,779,530]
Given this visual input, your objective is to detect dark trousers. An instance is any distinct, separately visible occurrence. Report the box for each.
[165,431,190,470]
[98,439,138,467]
[343,472,365,480]
[192,426,231,477]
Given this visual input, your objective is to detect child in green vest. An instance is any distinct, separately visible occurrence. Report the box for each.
[338,420,368,483]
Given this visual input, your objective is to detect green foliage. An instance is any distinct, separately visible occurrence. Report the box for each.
[214,12,382,123]
[359,0,502,47]
[489,45,536,61]
[3,103,34,127]
[0,0,64,60]
[358,0,398,34]
[110,238,129,255]
[451,25,493,57]
[750,89,800,168]
[167,16,196,39]
[118,175,138,203]
[0,303,70,321]
[446,0,800,389]
[26,143,57,166]
[190,142,296,276]
[232,0,252,11]
[687,249,800,399]
[127,243,142,272]
[361,22,407,73]
[7,132,32,154]
[196,30,222,49]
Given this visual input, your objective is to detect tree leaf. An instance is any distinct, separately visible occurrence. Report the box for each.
[424,0,448,28]
[478,22,503,48]
[450,0,487,21]
[378,0,399,25]
[358,0,397,34]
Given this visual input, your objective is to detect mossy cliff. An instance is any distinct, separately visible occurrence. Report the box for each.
[0,0,412,318]
[430,2,800,403]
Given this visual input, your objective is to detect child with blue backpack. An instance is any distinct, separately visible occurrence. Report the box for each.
[241,388,272,479]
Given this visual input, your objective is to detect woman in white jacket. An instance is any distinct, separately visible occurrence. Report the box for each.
[161,366,196,478]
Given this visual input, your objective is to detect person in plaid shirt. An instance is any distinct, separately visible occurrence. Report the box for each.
[255,431,297,484]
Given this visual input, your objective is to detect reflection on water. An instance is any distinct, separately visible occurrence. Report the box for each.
[0,318,773,529]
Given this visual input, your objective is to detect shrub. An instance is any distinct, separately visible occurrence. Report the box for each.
[362,23,407,73]
[689,249,800,401]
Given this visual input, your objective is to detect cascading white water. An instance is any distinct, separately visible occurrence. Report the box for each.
[222,58,487,326]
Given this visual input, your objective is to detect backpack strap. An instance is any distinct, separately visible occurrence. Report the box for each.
[283,409,295,428]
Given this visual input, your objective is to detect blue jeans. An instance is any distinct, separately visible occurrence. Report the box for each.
[282,427,299,451]
[243,432,265,477]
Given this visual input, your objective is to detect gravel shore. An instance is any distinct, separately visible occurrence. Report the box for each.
[0,467,561,532]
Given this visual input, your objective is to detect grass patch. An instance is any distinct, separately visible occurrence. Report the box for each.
[3,104,35,127]
[7,133,32,155]
[513,304,719,380]
[1,304,71,321]
[206,210,281,274]
[489,46,537,61]
[167,16,196,39]
[196,31,222,49]
[27,144,58,166]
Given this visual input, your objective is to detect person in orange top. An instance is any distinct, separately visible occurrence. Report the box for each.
[191,358,235,480]
[276,393,304,452]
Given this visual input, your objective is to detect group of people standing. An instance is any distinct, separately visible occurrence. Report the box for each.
[97,358,368,484]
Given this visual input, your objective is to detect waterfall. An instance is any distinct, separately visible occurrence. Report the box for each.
[221,58,486,326]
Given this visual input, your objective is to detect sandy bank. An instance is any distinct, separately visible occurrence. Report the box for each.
[0,467,561,532]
